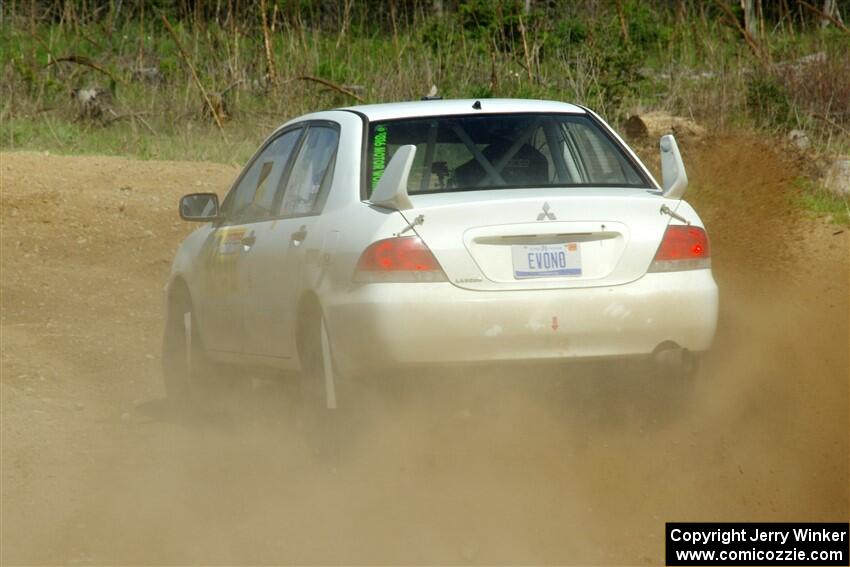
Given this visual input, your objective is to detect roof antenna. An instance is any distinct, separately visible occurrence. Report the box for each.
[472,100,482,110]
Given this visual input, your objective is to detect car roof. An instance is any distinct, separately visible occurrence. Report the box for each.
[340,98,586,122]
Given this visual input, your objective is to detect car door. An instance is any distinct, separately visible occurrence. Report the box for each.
[239,122,341,362]
[196,128,303,355]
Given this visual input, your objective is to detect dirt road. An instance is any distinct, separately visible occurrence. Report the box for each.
[1,138,847,565]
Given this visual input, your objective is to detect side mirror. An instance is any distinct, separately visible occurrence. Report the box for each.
[660,134,688,199]
[369,144,416,211]
[179,192,220,221]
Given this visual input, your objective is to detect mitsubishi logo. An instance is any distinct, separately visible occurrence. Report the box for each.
[537,202,556,221]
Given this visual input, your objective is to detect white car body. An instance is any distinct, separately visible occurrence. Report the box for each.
[166,99,718,380]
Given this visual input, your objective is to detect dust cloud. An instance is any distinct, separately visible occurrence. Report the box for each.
[1,139,847,565]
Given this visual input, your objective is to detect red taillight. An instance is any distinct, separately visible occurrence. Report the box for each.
[354,236,447,282]
[649,225,711,272]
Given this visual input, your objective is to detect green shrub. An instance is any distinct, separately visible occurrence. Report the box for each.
[623,0,671,51]
[548,19,588,49]
[467,84,494,99]
[746,72,793,128]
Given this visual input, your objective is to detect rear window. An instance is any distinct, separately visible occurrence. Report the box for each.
[366,113,649,196]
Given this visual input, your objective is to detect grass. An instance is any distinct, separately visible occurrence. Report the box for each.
[1,114,260,164]
[1,1,848,227]
[794,177,850,226]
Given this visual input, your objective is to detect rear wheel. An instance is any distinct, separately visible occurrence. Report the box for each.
[296,303,350,458]
[653,343,699,393]
[639,346,700,424]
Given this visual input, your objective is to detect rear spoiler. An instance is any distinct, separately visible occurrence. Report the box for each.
[369,144,416,210]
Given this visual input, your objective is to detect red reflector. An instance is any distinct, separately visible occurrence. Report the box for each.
[356,236,443,272]
[654,225,710,261]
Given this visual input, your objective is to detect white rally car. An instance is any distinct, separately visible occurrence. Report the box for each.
[163,99,718,408]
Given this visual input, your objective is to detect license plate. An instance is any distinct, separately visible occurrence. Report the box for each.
[512,242,582,278]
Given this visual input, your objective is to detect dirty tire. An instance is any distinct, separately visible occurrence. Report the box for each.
[297,309,350,460]
[641,354,700,425]
[161,294,231,409]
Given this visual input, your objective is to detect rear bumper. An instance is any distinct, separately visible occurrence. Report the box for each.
[325,270,718,374]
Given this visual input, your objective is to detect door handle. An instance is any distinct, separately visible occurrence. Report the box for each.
[291,225,307,243]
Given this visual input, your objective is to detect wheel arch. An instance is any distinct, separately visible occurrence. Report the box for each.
[165,275,193,319]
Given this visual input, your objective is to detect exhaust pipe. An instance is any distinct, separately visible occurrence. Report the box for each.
[652,341,697,378]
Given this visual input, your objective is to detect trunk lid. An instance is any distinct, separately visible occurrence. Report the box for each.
[401,188,677,291]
